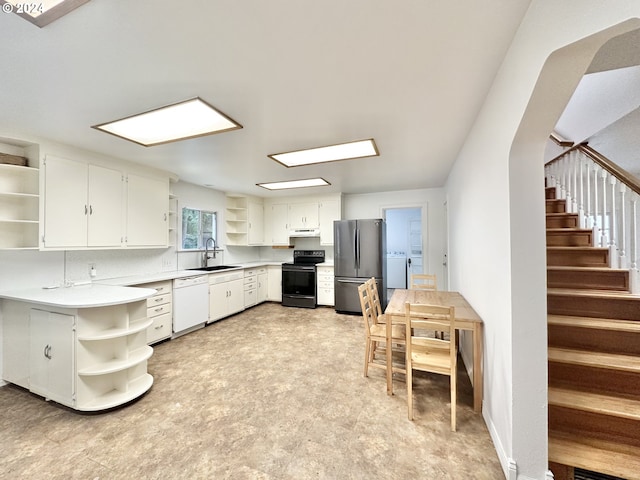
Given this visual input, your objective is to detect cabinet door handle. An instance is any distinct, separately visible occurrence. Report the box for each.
[154,298,163,302]
[89,205,93,215]
[155,324,163,330]
[154,307,163,312]
[84,205,88,215]
[44,344,52,359]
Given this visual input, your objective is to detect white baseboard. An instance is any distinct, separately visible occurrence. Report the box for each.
[484,409,511,479]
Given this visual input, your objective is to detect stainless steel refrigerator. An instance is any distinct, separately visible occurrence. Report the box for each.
[334,218,387,314]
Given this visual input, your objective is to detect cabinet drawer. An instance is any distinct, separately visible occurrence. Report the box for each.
[317,274,334,283]
[244,281,256,291]
[244,269,257,277]
[244,275,257,285]
[245,288,257,307]
[147,312,172,344]
[147,302,172,318]
[318,281,334,290]
[317,267,334,276]
[147,292,171,308]
[142,280,172,295]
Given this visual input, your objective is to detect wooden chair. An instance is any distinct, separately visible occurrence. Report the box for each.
[358,280,406,379]
[404,302,457,431]
[410,273,437,291]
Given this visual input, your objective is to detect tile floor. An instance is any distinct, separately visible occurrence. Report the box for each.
[0,302,504,479]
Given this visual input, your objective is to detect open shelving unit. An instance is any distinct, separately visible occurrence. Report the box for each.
[75,300,155,411]
[0,162,40,249]
[225,195,249,246]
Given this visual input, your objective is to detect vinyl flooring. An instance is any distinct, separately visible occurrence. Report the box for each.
[0,302,504,479]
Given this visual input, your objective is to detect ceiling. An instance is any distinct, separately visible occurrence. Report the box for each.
[0,0,533,197]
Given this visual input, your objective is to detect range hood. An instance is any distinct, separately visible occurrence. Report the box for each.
[289,228,320,237]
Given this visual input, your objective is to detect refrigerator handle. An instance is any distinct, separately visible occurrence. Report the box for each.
[353,227,358,270]
[355,228,361,270]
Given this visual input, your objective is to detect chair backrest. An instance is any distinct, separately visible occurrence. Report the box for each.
[404,302,456,369]
[410,273,437,291]
[358,282,377,338]
[368,277,384,318]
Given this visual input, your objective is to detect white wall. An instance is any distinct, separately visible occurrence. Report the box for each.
[446,2,640,479]
[343,188,447,287]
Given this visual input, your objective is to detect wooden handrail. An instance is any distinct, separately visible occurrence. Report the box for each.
[546,143,640,197]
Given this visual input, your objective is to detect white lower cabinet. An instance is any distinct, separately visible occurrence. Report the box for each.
[317,265,335,306]
[3,299,153,412]
[209,271,245,323]
[258,270,268,303]
[29,309,75,407]
[244,269,258,308]
[267,265,282,302]
[135,280,173,345]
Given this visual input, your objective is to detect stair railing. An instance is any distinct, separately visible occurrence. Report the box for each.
[545,144,640,293]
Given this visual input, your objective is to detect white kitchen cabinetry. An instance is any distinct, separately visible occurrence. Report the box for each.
[168,193,178,248]
[258,269,268,303]
[43,156,123,248]
[288,202,319,229]
[244,268,258,308]
[265,203,289,246]
[29,309,75,406]
[317,265,335,306]
[208,270,245,322]
[319,200,341,245]
[126,173,169,247]
[267,265,282,302]
[0,163,39,249]
[2,292,154,412]
[135,280,173,344]
[225,195,264,246]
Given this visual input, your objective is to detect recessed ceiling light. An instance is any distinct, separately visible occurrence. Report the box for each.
[92,97,242,147]
[257,178,331,190]
[1,0,90,27]
[268,139,378,167]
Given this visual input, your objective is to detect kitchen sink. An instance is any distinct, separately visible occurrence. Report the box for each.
[187,265,241,272]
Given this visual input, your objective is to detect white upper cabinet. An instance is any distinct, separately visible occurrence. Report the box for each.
[43,154,170,250]
[43,156,123,249]
[247,200,264,245]
[265,203,289,246]
[87,165,123,247]
[288,202,319,229]
[126,173,168,247]
[319,199,341,245]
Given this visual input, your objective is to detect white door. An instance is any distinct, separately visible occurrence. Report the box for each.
[87,164,123,247]
[126,173,168,247]
[29,309,75,406]
[43,155,88,248]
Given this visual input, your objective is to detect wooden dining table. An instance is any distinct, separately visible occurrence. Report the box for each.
[384,289,484,413]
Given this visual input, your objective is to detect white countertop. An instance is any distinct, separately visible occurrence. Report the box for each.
[0,283,156,308]
[97,261,285,287]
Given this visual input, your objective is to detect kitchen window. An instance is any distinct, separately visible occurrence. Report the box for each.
[181,207,217,250]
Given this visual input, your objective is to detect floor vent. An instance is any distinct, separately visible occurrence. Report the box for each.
[575,468,625,480]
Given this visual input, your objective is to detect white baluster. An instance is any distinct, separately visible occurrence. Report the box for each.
[571,151,579,214]
[578,156,585,227]
[585,160,593,229]
[601,169,608,249]
[619,184,627,269]
[630,198,639,293]
[609,175,618,268]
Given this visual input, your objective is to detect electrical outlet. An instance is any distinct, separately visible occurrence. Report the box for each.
[89,263,97,278]
[162,258,173,269]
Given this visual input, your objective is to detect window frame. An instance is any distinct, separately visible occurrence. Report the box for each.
[181,206,217,250]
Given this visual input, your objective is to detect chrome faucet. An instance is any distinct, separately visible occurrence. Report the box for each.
[203,237,217,267]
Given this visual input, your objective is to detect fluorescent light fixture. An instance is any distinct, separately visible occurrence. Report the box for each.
[1,0,90,27]
[92,97,242,147]
[269,139,379,167]
[257,178,330,190]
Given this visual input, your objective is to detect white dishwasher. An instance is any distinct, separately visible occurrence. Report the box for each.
[173,275,209,336]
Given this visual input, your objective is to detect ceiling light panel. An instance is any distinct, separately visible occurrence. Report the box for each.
[269,139,379,167]
[92,97,242,147]
[257,178,330,190]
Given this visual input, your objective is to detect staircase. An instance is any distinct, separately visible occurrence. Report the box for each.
[546,185,640,480]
